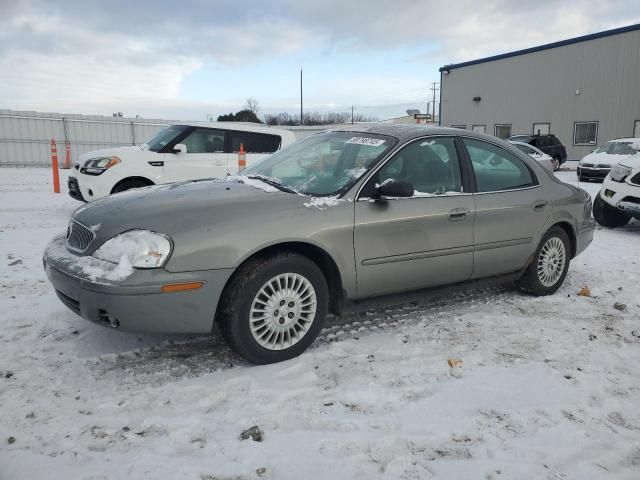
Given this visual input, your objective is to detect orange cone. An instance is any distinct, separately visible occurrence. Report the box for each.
[238,142,246,171]
[50,139,60,193]
[62,140,72,169]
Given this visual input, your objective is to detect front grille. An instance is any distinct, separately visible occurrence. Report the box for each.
[630,172,640,185]
[66,220,95,252]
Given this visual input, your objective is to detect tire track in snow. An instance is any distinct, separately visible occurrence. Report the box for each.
[93,284,513,387]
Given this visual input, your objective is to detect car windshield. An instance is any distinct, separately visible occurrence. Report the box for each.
[142,125,188,152]
[240,131,396,196]
[594,142,636,155]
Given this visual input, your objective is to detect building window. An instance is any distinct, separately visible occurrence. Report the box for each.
[574,122,598,145]
[532,123,550,135]
[451,125,467,129]
[634,120,640,138]
[494,124,512,139]
[472,125,486,134]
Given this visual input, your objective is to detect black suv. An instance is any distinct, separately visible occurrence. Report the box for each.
[507,134,567,171]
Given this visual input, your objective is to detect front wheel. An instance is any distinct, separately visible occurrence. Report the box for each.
[552,157,561,171]
[518,227,570,296]
[593,193,630,228]
[218,252,328,364]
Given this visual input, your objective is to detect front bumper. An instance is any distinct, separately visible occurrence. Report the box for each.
[68,176,86,202]
[577,165,611,180]
[43,235,233,333]
[599,176,640,217]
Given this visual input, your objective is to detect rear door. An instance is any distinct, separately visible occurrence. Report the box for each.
[228,130,282,174]
[353,136,475,298]
[461,137,551,278]
[163,127,228,181]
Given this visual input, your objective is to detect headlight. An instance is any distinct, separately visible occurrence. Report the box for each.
[81,156,121,175]
[609,164,632,182]
[92,230,172,268]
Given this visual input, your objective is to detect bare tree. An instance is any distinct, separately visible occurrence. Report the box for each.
[244,97,261,116]
[264,111,377,126]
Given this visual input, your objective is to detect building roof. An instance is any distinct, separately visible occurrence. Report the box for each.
[439,23,640,72]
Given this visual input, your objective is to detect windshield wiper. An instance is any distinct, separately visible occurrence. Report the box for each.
[246,175,298,194]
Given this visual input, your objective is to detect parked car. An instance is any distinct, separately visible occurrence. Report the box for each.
[67,122,297,202]
[507,134,567,171]
[508,141,554,171]
[593,153,640,227]
[44,125,595,364]
[577,138,640,182]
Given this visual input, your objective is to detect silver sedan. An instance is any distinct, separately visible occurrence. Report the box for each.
[44,125,596,364]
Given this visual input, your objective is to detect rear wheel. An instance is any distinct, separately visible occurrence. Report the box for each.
[518,226,570,296]
[593,193,630,228]
[218,252,328,364]
[111,178,153,194]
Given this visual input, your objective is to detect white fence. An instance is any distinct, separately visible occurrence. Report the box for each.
[0,109,171,167]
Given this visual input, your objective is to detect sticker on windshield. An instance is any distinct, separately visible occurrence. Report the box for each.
[346,137,386,147]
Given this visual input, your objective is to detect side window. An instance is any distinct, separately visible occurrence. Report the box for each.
[230,131,281,153]
[374,137,463,196]
[463,138,536,192]
[181,128,225,153]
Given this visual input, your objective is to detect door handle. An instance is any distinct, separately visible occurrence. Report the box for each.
[448,208,471,221]
[533,200,548,212]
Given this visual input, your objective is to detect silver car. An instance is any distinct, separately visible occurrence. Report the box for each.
[44,125,596,364]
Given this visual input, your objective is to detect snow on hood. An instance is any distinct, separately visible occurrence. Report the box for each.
[303,196,342,210]
[225,175,279,193]
[619,152,640,169]
[581,151,633,166]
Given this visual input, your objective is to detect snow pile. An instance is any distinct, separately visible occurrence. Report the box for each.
[303,196,342,210]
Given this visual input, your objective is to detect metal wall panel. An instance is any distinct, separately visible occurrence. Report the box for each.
[440,29,640,160]
[0,109,174,166]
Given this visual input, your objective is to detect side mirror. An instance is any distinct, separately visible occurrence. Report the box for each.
[173,143,187,154]
[372,178,414,199]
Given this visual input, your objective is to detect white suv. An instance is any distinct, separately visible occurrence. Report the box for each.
[593,153,640,227]
[68,122,297,202]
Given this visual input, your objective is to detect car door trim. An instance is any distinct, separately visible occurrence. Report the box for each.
[362,244,475,266]
[473,237,533,252]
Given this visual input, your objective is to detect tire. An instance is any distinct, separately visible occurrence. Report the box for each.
[552,157,561,172]
[517,226,571,296]
[218,252,329,364]
[111,178,153,194]
[593,193,630,228]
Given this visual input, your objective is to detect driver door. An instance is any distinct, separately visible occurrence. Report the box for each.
[353,136,475,298]
[163,127,229,182]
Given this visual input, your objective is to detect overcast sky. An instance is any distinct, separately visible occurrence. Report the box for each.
[1,0,638,121]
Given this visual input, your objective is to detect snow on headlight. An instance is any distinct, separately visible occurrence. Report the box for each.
[93,230,171,268]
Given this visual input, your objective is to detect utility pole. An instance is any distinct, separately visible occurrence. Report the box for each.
[300,69,303,126]
[430,82,440,123]
[351,105,354,124]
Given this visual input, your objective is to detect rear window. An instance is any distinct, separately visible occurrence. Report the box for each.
[230,131,281,153]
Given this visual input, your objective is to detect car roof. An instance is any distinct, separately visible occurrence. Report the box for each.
[608,137,640,142]
[321,123,492,143]
[172,121,294,137]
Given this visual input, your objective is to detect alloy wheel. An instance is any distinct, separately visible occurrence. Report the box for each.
[249,273,317,350]
[537,237,566,287]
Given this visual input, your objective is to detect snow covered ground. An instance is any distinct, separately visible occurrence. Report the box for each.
[1,167,639,479]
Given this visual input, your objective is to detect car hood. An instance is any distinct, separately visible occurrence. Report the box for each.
[77,145,143,163]
[581,152,632,166]
[619,153,640,169]
[71,177,329,253]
